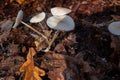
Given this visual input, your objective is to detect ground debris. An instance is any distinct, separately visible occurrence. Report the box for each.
[0,0,120,80]
[41,52,80,80]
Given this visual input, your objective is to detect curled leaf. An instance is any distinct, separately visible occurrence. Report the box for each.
[20,48,45,80]
[20,59,31,72]
[27,47,36,60]
[34,66,45,76]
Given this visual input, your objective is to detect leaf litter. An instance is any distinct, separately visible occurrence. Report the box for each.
[0,0,120,80]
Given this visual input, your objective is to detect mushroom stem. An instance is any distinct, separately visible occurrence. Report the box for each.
[20,21,48,40]
[44,31,59,52]
[38,23,45,30]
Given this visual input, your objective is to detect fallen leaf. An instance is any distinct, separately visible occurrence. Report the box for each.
[27,47,36,60]
[30,33,48,51]
[83,61,92,73]
[16,0,25,4]
[41,52,80,80]
[71,0,107,15]
[34,66,45,76]
[7,42,19,55]
[20,59,31,72]
[66,33,77,43]
[54,43,67,54]
[20,48,45,80]
[0,56,25,76]
[0,30,10,43]
[10,0,25,4]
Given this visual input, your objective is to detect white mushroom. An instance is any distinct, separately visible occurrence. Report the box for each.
[30,12,46,30]
[108,21,120,35]
[45,15,75,52]
[12,10,48,40]
[46,15,75,31]
[51,7,71,16]
[13,10,23,28]
[30,12,46,23]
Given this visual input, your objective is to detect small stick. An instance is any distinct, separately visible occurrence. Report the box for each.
[21,21,48,41]
[44,31,59,52]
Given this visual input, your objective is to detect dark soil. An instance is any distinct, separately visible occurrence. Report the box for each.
[0,0,120,80]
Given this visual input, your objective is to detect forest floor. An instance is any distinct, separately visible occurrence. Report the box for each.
[0,0,120,80]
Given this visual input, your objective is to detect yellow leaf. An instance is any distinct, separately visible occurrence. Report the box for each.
[20,59,31,72]
[20,47,45,80]
[33,70,42,80]
[24,63,34,80]
[34,66,45,76]
[27,47,36,60]
[10,0,25,4]
[16,0,25,4]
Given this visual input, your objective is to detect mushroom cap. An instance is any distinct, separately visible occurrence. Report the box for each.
[1,20,14,32]
[13,10,23,28]
[51,7,71,16]
[46,15,75,31]
[30,12,46,23]
[108,21,120,35]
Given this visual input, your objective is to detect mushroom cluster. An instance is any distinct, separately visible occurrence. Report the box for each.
[12,7,75,52]
[13,7,74,31]
[47,7,75,31]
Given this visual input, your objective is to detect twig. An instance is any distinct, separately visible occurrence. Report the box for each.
[21,21,48,42]
[44,31,59,52]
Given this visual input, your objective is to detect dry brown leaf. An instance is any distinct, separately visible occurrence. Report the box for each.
[10,0,25,4]
[48,69,65,80]
[20,48,45,80]
[83,61,92,73]
[10,0,35,4]
[67,33,77,43]
[71,0,108,15]
[16,0,25,4]
[41,52,80,80]
[54,43,67,54]
[0,30,10,43]
[0,56,25,77]
[7,42,19,55]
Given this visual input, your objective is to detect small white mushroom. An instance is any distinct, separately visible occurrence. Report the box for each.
[108,21,120,35]
[12,10,48,40]
[45,15,75,52]
[30,12,46,23]
[13,10,23,28]
[51,7,71,16]
[30,12,46,30]
[46,15,75,31]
